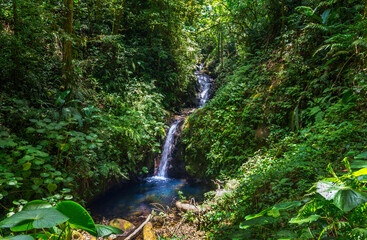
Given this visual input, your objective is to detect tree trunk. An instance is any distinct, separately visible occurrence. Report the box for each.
[86,0,93,35]
[12,0,20,84]
[62,0,73,89]
[281,0,285,53]
[112,0,125,35]
[13,0,19,37]
[217,30,221,64]
[221,30,224,68]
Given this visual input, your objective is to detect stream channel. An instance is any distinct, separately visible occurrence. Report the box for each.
[89,65,213,219]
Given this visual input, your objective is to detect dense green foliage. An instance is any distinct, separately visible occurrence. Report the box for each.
[2,0,367,239]
[181,0,367,238]
[0,0,200,214]
[0,200,122,239]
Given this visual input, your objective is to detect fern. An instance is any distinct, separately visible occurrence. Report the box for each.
[313,44,331,57]
[295,199,324,219]
[305,23,329,32]
[353,38,367,48]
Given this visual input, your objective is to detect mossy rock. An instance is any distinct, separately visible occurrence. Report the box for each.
[109,218,135,237]
[143,222,157,240]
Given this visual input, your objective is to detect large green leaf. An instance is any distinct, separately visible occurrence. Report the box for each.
[96,224,123,238]
[244,201,302,222]
[333,189,367,212]
[23,200,52,211]
[273,201,302,210]
[0,208,68,229]
[0,235,34,240]
[351,160,367,169]
[10,221,33,232]
[244,208,270,220]
[10,202,52,231]
[289,215,321,225]
[316,181,344,200]
[352,168,367,181]
[239,216,274,229]
[316,181,367,212]
[350,151,367,169]
[353,168,367,177]
[355,151,367,160]
[56,201,97,236]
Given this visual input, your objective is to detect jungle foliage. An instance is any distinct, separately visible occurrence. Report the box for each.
[0,0,201,216]
[0,200,122,239]
[1,0,367,239]
[181,0,367,238]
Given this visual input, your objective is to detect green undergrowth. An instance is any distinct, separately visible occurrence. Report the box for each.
[182,1,367,238]
[0,81,167,214]
[183,52,367,237]
[0,0,201,215]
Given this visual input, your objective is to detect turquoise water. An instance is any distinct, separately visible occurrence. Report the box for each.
[89,176,209,218]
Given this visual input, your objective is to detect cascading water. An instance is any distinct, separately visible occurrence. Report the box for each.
[195,63,213,108]
[199,63,204,71]
[197,74,212,107]
[89,62,213,218]
[154,65,212,177]
[156,120,181,178]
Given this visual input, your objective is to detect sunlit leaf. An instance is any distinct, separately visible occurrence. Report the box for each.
[316,181,367,212]
[1,235,35,240]
[56,201,97,236]
[289,215,321,225]
[96,224,123,238]
[0,208,68,229]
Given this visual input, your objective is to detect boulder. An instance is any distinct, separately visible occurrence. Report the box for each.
[143,222,157,240]
[109,218,135,237]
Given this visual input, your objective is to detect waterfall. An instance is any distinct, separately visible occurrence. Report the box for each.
[155,63,212,178]
[196,74,212,107]
[90,62,214,218]
[156,120,181,178]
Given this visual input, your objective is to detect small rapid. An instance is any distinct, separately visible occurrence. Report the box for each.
[197,74,212,107]
[195,63,213,108]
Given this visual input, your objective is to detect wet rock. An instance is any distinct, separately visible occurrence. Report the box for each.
[143,222,157,240]
[109,218,135,237]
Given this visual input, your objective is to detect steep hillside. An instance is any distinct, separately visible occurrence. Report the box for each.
[182,0,367,238]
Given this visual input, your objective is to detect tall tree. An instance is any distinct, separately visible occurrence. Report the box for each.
[11,0,19,84]
[112,0,126,35]
[62,0,74,89]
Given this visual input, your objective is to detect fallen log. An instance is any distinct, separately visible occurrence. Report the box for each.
[125,214,152,240]
[175,201,199,213]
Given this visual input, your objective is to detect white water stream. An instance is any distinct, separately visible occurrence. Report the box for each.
[156,120,181,178]
[155,64,212,178]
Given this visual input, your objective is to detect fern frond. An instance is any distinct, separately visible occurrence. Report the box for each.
[313,44,331,57]
[336,221,350,230]
[296,199,324,219]
[332,50,350,57]
[305,23,329,32]
[325,34,353,44]
[353,39,367,48]
[318,223,334,240]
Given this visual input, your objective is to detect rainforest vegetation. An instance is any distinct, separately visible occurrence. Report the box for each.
[1,0,367,239]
